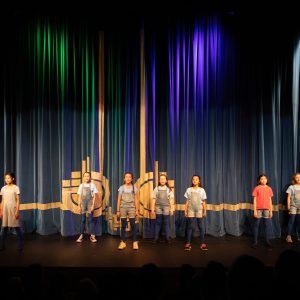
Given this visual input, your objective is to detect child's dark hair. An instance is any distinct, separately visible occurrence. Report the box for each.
[190,175,202,187]
[292,172,300,185]
[158,174,172,191]
[257,174,268,185]
[5,172,16,183]
[124,172,135,194]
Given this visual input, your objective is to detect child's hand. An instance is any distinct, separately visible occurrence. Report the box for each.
[0,211,2,219]
[170,210,174,216]
[185,211,188,217]
[90,205,94,212]
[269,211,273,218]
[116,211,120,218]
[135,210,139,220]
[203,212,207,218]
[15,210,20,219]
[151,210,156,217]
[253,211,258,218]
[288,208,291,214]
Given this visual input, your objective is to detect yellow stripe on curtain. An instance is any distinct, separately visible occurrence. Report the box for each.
[19,202,286,211]
[20,202,61,210]
[175,203,286,211]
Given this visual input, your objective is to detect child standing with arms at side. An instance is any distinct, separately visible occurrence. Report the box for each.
[0,172,23,251]
[252,174,273,249]
[184,175,208,251]
[117,172,139,250]
[76,172,98,243]
[151,174,175,244]
[286,172,300,243]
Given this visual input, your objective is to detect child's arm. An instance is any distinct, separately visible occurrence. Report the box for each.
[253,197,257,218]
[91,195,96,212]
[151,198,156,214]
[170,195,175,216]
[202,199,207,218]
[0,196,4,218]
[77,185,82,213]
[269,197,273,218]
[91,184,98,212]
[287,193,291,213]
[15,194,20,219]
[184,198,189,217]
[116,193,121,217]
[135,191,139,219]
[77,194,82,213]
[151,188,156,214]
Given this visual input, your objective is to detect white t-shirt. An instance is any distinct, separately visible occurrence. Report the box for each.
[77,182,98,197]
[118,184,138,195]
[152,185,174,199]
[184,187,207,202]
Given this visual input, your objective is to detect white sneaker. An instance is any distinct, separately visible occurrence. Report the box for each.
[90,235,97,243]
[118,241,126,250]
[76,234,84,243]
[286,235,293,243]
[133,241,139,250]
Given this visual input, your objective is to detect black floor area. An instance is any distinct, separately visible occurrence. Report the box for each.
[1,233,299,268]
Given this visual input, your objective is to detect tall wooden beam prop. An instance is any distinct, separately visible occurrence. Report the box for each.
[140,30,146,177]
[137,29,155,224]
[95,31,109,220]
[98,31,105,176]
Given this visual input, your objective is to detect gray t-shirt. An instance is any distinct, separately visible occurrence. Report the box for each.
[77,183,98,197]
[286,184,300,208]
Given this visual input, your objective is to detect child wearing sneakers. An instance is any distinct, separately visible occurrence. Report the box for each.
[76,172,98,243]
[117,172,139,250]
[184,175,208,251]
[252,174,273,249]
[151,174,175,244]
[286,172,300,243]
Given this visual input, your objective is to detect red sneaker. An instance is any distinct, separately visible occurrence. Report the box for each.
[200,243,208,251]
[185,243,192,251]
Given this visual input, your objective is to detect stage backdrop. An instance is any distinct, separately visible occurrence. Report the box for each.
[0,15,299,238]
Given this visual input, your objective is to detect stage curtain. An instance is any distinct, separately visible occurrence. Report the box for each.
[1,14,299,239]
[0,18,100,235]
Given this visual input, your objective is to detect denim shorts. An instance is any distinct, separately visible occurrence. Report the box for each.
[187,208,203,218]
[155,205,170,215]
[120,207,136,218]
[290,206,300,215]
[256,209,270,218]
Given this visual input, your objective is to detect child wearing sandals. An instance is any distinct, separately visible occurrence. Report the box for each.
[0,172,23,251]
[117,172,139,250]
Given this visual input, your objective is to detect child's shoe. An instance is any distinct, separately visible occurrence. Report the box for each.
[76,234,84,243]
[90,235,97,243]
[185,243,192,251]
[118,241,126,250]
[200,243,208,251]
[133,241,139,250]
